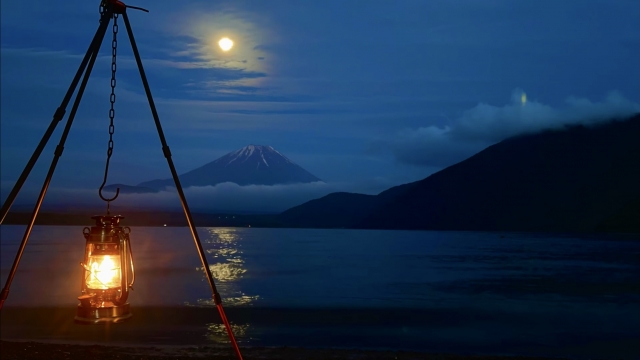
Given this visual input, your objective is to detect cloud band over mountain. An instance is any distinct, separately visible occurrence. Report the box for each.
[375,89,640,168]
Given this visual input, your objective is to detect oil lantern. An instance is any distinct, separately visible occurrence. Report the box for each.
[76,215,135,324]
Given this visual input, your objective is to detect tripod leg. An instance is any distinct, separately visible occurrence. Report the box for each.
[0,18,110,310]
[0,14,112,224]
[121,12,244,360]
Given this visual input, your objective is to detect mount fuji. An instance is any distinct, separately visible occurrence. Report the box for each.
[105,145,321,193]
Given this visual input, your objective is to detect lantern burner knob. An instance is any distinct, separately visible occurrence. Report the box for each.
[78,294,96,307]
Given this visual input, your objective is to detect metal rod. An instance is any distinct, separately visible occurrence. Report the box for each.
[0,15,112,225]
[0,15,110,310]
[121,12,244,360]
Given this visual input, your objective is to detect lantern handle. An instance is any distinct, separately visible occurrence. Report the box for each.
[124,228,135,289]
[113,230,132,305]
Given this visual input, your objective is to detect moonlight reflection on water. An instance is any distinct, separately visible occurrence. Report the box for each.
[206,323,251,344]
[195,228,259,307]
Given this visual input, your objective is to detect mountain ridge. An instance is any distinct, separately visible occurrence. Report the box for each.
[279,115,640,233]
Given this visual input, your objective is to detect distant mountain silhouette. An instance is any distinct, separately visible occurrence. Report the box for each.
[280,114,640,233]
[280,192,378,228]
[280,183,416,228]
[105,145,321,193]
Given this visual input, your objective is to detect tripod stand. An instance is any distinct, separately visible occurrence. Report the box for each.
[0,1,243,359]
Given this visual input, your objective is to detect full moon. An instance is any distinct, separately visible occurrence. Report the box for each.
[219,37,233,51]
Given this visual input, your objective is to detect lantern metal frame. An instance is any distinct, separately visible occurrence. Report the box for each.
[0,1,244,359]
[76,215,134,324]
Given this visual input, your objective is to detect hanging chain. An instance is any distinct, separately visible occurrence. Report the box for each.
[108,14,118,161]
[98,12,120,213]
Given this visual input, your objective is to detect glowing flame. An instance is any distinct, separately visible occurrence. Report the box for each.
[86,255,120,289]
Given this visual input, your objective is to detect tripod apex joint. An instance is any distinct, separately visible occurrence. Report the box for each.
[103,0,149,14]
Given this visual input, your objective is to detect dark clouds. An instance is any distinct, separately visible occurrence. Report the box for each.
[452,90,640,142]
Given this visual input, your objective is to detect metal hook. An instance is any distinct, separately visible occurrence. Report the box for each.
[99,182,119,202]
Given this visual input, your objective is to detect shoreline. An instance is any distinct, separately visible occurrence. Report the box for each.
[1,211,281,228]
[0,340,564,360]
[2,212,638,234]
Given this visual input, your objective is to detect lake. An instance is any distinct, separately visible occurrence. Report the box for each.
[1,225,639,359]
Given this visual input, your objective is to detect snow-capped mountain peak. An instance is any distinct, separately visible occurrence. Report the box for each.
[131,145,321,190]
[217,145,295,169]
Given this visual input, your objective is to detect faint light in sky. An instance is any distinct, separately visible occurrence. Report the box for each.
[521,92,527,105]
[219,37,234,51]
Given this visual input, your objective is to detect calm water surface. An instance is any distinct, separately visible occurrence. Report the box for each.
[1,226,639,358]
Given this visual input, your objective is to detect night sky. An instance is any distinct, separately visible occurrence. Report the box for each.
[1,0,639,212]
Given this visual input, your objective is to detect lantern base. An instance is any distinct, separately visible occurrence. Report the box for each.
[75,303,132,324]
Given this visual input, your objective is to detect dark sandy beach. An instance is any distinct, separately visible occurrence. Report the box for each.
[0,341,564,360]
[0,306,567,360]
